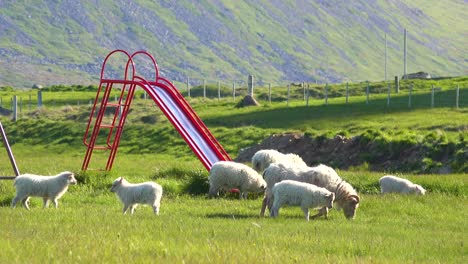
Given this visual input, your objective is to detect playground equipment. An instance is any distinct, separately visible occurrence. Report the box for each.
[82,50,231,171]
[0,121,20,179]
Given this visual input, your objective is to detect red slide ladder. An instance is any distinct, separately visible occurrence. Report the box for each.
[82,50,230,172]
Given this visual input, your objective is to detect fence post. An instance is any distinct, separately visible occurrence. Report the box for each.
[248,75,254,97]
[29,94,31,111]
[287,84,290,107]
[431,84,434,108]
[20,97,22,113]
[186,77,190,97]
[408,84,413,108]
[232,82,236,101]
[456,85,460,109]
[387,83,391,106]
[37,90,43,108]
[203,79,206,100]
[303,82,306,101]
[306,84,310,107]
[366,81,369,105]
[12,96,17,121]
[325,83,328,105]
[395,76,400,93]
[217,80,220,101]
[268,83,271,104]
[346,82,349,104]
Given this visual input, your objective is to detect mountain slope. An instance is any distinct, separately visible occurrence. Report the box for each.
[0,0,466,88]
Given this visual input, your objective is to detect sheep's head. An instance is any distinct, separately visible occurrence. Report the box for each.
[342,195,360,219]
[110,177,124,192]
[326,192,335,209]
[413,184,426,195]
[61,171,77,185]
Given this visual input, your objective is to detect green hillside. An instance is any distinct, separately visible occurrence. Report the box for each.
[0,0,466,88]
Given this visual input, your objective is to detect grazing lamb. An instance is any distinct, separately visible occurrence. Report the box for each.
[261,163,360,219]
[110,177,163,215]
[11,171,77,210]
[270,180,335,221]
[251,149,307,172]
[209,161,267,199]
[379,175,426,195]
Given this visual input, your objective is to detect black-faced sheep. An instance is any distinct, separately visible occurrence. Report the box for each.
[209,161,267,199]
[11,171,77,210]
[110,177,163,215]
[379,175,426,195]
[270,180,335,221]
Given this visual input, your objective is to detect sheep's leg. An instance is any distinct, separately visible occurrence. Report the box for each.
[152,205,160,215]
[122,204,129,214]
[260,196,268,217]
[52,198,59,209]
[11,195,22,208]
[311,207,328,220]
[43,198,50,208]
[302,207,310,221]
[22,197,30,210]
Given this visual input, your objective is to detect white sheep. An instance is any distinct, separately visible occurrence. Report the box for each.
[261,163,360,219]
[379,175,426,195]
[251,149,307,172]
[110,177,163,215]
[270,180,335,221]
[209,161,267,199]
[11,171,77,210]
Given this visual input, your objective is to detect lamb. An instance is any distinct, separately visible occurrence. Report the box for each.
[261,163,360,219]
[11,171,77,210]
[379,175,426,195]
[110,177,163,215]
[209,161,267,199]
[251,149,307,172]
[270,180,335,221]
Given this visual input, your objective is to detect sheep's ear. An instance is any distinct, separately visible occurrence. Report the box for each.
[119,177,124,183]
[349,195,360,203]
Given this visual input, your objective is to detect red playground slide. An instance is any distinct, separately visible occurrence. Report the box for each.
[82,50,231,172]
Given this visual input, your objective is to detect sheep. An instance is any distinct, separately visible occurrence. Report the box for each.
[379,175,426,195]
[110,177,163,215]
[270,180,335,221]
[251,149,307,172]
[209,161,267,199]
[261,163,360,219]
[11,171,77,210]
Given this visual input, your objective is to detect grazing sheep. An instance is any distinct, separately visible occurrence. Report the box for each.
[110,177,163,215]
[379,175,426,195]
[261,163,360,219]
[270,180,335,221]
[251,149,307,172]
[209,161,267,199]
[11,171,77,210]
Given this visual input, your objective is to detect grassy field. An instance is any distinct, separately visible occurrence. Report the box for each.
[0,80,467,263]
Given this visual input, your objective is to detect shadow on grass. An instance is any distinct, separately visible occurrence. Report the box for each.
[205,213,256,219]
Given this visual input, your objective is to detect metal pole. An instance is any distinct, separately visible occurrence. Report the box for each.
[404,28,407,79]
[217,80,221,100]
[387,83,391,106]
[0,121,20,177]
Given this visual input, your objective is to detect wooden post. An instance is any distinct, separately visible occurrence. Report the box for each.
[431,84,435,108]
[268,83,271,104]
[303,82,306,101]
[395,76,400,93]
[387,83,391,106]
[408,84,413,108]
[456,85,460,109]
[366,81,369,105]
[287,84,290,107]
[217,80,221,100]
[346,82,349,104]
[12,96,17,121]
[325,83,328,105]
[306,84,310,107]
[186,77,190,97]
[232,82,236,100]
[248,75,254,97]
[37,90,43,108]
[203,79,206,100]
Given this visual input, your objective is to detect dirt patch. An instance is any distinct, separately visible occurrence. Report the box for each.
[235,133,452,173]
